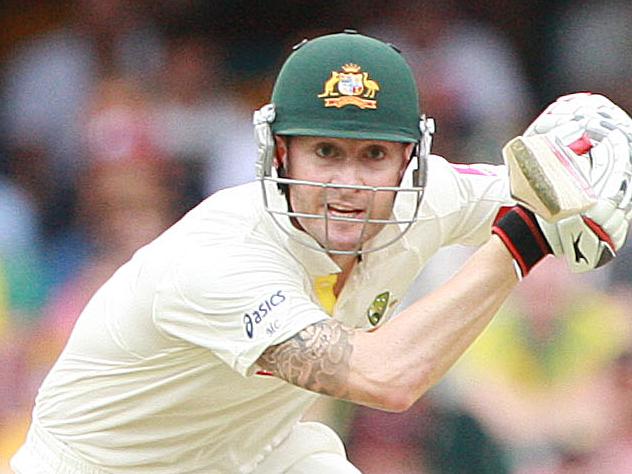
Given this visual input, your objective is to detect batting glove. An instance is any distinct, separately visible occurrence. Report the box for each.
[496,93,632,275]
[537,126,632,272]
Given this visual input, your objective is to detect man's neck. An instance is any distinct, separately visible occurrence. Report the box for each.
[330,254,359,297]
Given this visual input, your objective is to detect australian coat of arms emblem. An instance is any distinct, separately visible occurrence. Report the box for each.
[317,63,380,109]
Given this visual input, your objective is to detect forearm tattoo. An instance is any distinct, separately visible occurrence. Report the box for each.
[258,319,355,399]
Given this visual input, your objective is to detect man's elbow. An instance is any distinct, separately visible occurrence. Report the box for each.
[377,390,418,413]
[358,376,429,413]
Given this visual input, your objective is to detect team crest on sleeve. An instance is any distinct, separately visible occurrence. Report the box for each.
[366,291,391,326]
[317,63,380,109]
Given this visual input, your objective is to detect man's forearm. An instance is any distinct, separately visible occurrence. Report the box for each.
[346,235,519,411]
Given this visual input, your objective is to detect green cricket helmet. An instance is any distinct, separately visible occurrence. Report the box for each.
[271,30,422,142]
[254,30,435,255]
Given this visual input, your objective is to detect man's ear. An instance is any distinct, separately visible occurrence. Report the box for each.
[400,143,415,178]
[273,135,290,195]
[274,135,288,169]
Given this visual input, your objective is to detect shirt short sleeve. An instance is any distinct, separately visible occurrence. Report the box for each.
[421,156,514,246]
[153,242,329,376]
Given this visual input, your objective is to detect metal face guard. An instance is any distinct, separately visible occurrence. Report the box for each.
[259,177,425,255]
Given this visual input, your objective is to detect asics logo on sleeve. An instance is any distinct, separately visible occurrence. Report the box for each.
[243,290,286,338]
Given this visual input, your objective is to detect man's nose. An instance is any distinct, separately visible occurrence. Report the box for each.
[330,161,365,188]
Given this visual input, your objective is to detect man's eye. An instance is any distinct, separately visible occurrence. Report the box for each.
[366,147,386,160]
[316,144,337,158]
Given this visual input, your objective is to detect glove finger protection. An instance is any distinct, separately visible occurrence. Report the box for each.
[524,92,632,146]
[537,127,632,272]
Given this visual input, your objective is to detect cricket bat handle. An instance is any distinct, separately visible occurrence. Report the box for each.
[503,134,596,222]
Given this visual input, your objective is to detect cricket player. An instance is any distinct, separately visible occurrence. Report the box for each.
[12,31,632,473]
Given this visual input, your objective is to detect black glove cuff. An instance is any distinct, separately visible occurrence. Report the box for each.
[492,206,553,277]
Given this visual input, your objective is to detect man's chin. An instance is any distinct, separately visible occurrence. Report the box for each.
[318,232,368,254]
[305,223,382,253]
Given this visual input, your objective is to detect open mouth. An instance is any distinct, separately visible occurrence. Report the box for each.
[327,204,366,220]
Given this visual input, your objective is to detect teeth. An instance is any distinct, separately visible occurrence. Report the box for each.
[329,205,358,213]
[328,206,364,219]
[330,209,356,215]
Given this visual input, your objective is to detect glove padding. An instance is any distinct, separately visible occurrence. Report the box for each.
[524,92,632,147]
[536,126,632,272]
[499,92,632,274]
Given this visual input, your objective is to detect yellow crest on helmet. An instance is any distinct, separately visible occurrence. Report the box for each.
[317,63,380,109]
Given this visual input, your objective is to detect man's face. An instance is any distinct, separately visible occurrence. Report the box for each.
[276,135,413,253]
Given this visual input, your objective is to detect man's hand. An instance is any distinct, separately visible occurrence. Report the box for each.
[497,93,632,274]
[503,133,597,222]
[537,126,632,272]
[526,94,632,272]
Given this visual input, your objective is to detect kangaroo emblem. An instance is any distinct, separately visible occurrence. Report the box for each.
[318,71,340,97]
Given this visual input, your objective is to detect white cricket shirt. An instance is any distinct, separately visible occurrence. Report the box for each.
[25,155,512,473]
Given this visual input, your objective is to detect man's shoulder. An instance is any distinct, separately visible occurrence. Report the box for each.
[426,154,505,183]
[172,181,294,265]
[141,181,278,266]
[186,182,266,233]
[153,182,303,306]
[202,181,262,213]
[423,155,507,205]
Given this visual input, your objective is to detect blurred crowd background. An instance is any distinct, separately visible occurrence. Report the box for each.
[1,0,631,472]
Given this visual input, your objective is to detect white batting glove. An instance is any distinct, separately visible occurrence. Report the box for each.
[524,92,632,147]
[536,126,632,272]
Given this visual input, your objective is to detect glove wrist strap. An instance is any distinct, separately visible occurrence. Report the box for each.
[492,206,552,278]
